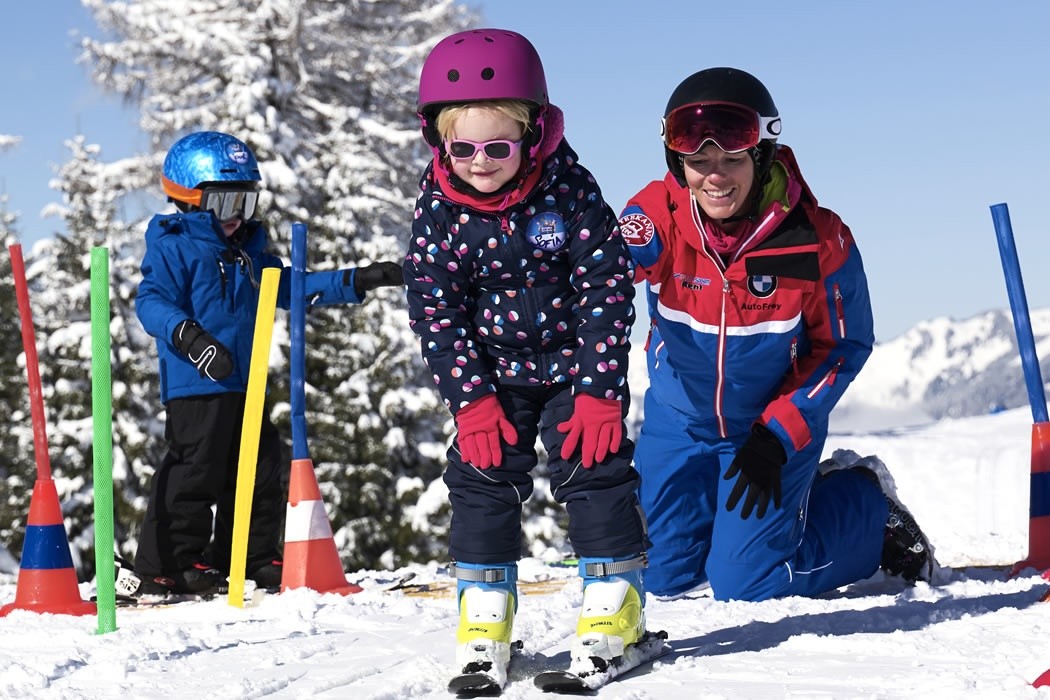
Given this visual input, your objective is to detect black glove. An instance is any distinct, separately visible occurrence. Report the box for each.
[172,319,234,381]
[723,423,787,519]
[349,261,403,296]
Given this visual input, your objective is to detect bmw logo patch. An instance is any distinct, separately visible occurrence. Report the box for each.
[747,275,777,298]
[526,212,567,252]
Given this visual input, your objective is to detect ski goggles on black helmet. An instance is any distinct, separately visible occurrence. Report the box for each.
[662,101,781,155]
[200,186,259,222]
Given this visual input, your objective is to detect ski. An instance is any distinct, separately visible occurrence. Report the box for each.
[110,592,216,608]
[395,578,570,599]
[447,640,523,696]
[380,571,419,592]
[534,630,670,693]
[101,587,268,609]
[354,571,574,598]
[447,668,503,697]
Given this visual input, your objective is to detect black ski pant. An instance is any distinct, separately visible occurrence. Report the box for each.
[135,392,286,577]
[443,384,650,564]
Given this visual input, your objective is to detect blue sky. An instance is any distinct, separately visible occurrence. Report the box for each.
[1,1,1048,341]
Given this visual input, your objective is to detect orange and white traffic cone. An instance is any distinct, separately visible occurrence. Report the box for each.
[0,478,96,617]
[280,459,362,595]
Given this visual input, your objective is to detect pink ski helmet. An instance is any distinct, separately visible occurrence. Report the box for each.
[418,28,548,149]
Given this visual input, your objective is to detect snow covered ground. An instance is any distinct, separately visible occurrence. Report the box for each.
[4,406,1050,698]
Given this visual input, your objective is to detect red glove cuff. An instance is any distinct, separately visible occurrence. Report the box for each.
[573,393,622,419]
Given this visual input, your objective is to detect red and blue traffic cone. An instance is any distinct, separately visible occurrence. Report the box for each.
[0,477,96,617]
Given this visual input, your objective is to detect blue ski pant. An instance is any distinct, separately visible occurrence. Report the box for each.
[636,393,886,600]
[443,384,650,564]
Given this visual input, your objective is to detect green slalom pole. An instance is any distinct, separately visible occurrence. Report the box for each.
[91,247,117,634]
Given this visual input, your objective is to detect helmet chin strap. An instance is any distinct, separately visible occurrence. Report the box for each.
[720,183,762,224]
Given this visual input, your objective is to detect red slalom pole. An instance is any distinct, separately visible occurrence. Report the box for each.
[9,243,52,482]
[1,243,95,617]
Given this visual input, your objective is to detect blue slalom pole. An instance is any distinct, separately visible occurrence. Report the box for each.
[282,222,360,594]
[990,203,1048,423]
[991,202,1050,575]
[290,222,309,460]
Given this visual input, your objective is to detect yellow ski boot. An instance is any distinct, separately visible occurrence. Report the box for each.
[573,555,647,665]
[448,563,517,693]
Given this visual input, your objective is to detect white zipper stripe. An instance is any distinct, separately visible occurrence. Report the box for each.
[715,280,727,436]
[730,209,779,264]
[656,299,801,336]
[806,360,841,400]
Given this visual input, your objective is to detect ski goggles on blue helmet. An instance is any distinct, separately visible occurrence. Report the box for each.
[662,101,781,155]
[199,187,259,222]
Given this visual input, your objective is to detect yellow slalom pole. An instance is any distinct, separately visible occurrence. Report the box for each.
[228,267,280,607]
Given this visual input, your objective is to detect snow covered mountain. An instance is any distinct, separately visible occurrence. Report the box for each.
[835,307,1050,431]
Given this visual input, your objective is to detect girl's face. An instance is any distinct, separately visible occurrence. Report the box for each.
[682,143,756,224]
[445,106,525,193]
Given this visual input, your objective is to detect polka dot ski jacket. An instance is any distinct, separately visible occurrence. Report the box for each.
[404,139,636,415]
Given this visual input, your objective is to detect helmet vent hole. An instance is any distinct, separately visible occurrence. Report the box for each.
[447,69,460,82]
[480,67,495,80]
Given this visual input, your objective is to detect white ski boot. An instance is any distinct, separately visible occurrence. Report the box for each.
[571,555,647,671]
[447,562,517,694]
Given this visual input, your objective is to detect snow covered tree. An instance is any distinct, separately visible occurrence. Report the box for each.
[0,135,41,561]
[0,212,39,560]
[76,0,479,569]
[21,136,161,575]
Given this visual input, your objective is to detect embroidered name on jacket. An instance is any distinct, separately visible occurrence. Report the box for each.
[527,212,567,251]
[673,272,712,291]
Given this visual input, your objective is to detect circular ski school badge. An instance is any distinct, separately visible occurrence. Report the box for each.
[527,212,567,251]
[619,212,655,246]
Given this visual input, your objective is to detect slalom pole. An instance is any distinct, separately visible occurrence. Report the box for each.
[280,222,361,594]
[10,244,52,482]
[90,247,117,633]
[990,203,1050,577]
[290,223,309,463]
[227,267,280,608]
[1,244,95,617]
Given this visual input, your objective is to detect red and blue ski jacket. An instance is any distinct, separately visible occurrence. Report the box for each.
[619,145,873,457]
[404,139,636,415]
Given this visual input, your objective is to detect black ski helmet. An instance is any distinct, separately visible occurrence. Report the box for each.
[662,67,781,188]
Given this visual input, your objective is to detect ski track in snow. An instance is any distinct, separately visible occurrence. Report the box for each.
[2,563,1050,699]
[4,409,1050,697]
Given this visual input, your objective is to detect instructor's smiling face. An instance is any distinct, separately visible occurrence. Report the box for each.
[682,143,755,226]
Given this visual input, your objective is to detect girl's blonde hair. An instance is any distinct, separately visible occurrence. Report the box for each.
[435,100,532,142]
